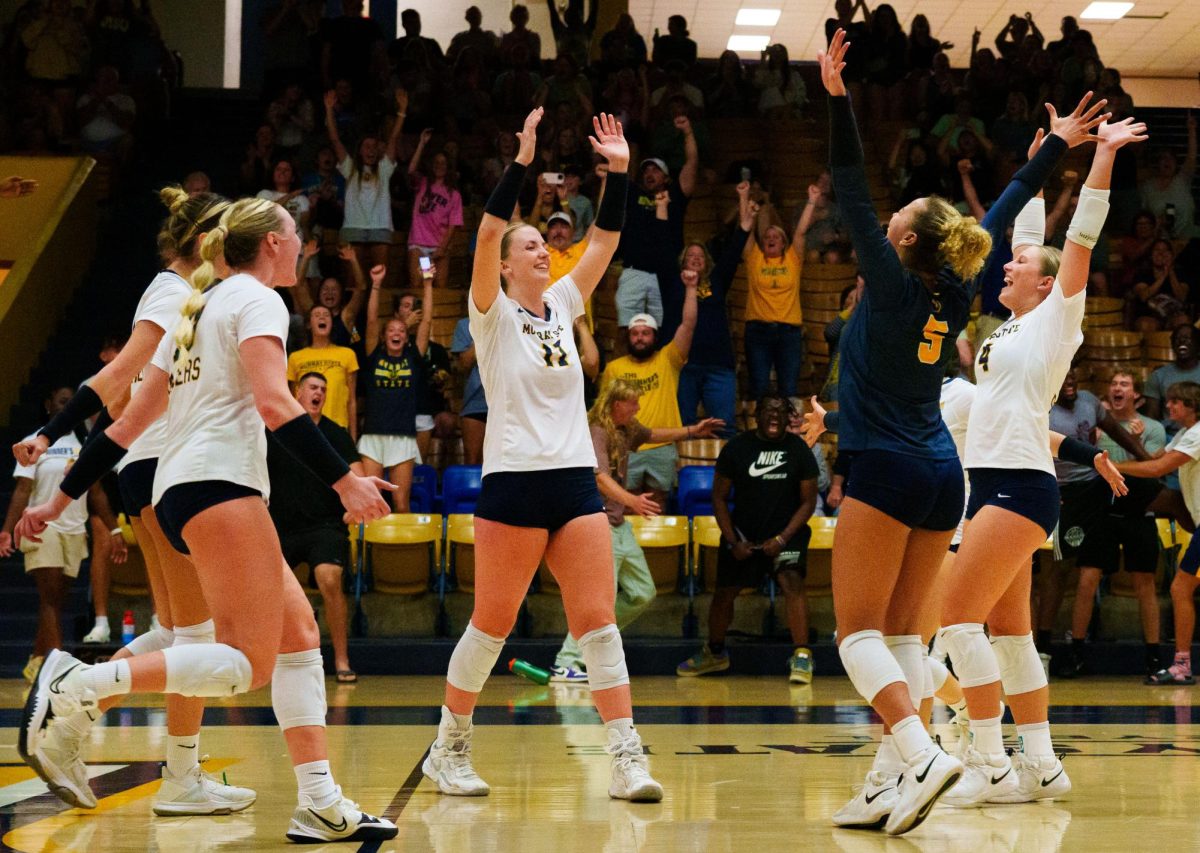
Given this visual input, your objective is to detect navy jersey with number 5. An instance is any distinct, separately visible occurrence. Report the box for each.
[826,95,1066,459]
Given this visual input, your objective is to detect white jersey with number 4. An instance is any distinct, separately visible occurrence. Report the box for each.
[965,283,1085,475]
[119,270,192,471]
[469,276,594,476]
[150,273,289,504]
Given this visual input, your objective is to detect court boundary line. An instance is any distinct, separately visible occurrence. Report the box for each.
[356,746,429,853]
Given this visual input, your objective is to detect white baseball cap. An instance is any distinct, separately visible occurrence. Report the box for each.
[640,157,670,176]
[628,313,659,331]
[546,211,573,228]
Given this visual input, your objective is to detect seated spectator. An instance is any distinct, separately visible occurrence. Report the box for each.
[598,13,647,75]
[447,6,499,70]
[752,44,806,120]
[20,0,87,115]
[705,50,752,119]
[1129,239,1191,331]
[560,166,594,241]
[451,316,487,466]
[744,201,806,398]
[499,4,541,68]
[651,14,696,68]
[325,87,405,270]
[551,379,722,682]
[795,170,848,263]
[600,279,700,511]
[661,182,757,436]
[480,131,518,195]
[545,0,597,71]
[863,3,907,120]
[266,372,362,682]
[527,173,562,235]
[407,129,463,290]
[931,96,988,154]
[77,66,137,163]
[287,304,360,437]
[182,171,211,196]
[939,124,994,205]
[676,394,819,681]
[257,159,311,242]
[359,264,432,510]
[541,124,592,176]
[1140,115,1197,241]
[820,277,864,402]
[1119,210,1160,291]
[301,145,347,231]
[1144,325,1200,432]
[239,123,276,194]
[266,82,315,154]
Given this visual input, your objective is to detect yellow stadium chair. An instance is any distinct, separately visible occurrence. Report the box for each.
[692,515,722,593]
[446,513,477,594]
[110,514,149,596]
[361,513,441,595]
[629,515,690,593]
[805,517,836,596]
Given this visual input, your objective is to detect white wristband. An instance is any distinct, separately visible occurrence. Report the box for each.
[1065,186,1111,251]
[1011,196,1045,251]
[110,528,122,536]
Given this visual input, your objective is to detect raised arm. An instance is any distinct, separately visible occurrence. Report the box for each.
[672,271,699,359]
[323,90,348,163]
[958,160,987,221]
[1116,450,1191,479]
[472,107,543,314]
[385,88,406,164]
[341,248,369,328]
[796,183,821,241]
[416,269,433,355]
[675,114,699,198]
[562,114,630,302]
[364,264,385,353]
[409,126,430,177]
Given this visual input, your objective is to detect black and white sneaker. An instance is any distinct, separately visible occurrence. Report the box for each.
[285,788,398,844]
[19,650,96,774]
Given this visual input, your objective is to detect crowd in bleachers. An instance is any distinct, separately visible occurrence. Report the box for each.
[3,1,1200,675]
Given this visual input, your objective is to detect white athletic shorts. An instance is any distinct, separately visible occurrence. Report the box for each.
[357,434,421,468]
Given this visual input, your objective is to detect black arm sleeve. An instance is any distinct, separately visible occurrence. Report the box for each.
[271,413,352,486]
[594,170,628,232]
[1059,436,1102,468]
[60,433,128,500]
[484,161,528,221]
[37,385,103,445]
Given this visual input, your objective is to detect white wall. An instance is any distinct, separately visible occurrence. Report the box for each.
[154,0,230,89]
[391,0,554,57]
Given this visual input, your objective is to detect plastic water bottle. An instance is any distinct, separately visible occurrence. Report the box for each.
[508,658,551,685]
[122,610,135,646]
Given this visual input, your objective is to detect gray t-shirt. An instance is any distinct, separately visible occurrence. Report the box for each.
[1098,413,1166,463]
[1049,390,1103,483]
[1144,362,1200,436]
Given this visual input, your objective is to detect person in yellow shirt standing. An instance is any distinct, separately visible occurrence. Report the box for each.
[600,276,699,509]
[287,305,360,438]
[743,209,806,398]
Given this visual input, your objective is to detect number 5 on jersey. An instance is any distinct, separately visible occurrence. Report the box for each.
[917,315,950,365]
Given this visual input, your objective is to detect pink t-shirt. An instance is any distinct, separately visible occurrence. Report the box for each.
[408,177,464,248]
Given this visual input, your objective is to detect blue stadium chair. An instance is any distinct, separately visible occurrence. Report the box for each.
[676,466,715,517]
[410,464,437,513]
[442,465,484,514]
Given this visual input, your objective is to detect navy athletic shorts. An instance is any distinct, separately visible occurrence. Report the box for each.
[155,480,262,555]
[966,468,1060,538]
[118,458,158,519]
[474,467,603,532]
[845,450,965,532]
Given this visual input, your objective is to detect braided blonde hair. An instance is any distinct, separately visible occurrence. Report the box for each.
[173,197,284,371]
[155,186,230,264]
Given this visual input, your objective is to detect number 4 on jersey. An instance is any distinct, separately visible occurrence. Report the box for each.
[917,315,950,365]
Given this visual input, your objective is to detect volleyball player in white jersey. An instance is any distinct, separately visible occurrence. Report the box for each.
[938,115,1145,806]
[15,197,398,843]
[422,109,662,803]
[11,187,259,815]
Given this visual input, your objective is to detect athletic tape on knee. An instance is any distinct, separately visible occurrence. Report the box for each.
[1065,186,1111,250]
[927,654,950,694]
[937,623,1001,689]
[172,619,215,646]
[884,635,925,709]
[162,643,253,697]
[578,624,630,691]
[125,624,175,656]
[839,630,906,704]
[446,622,505,694]
[271,649,327,730]
[991,633,1047,696]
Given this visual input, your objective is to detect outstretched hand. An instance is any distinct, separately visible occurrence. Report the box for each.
[1095,450,1128,497]
[515,107,544,167]
[1046,91,1110,148]
[818,29,850,97]
[1095,116,1149,150]
[588,113,629,171]
[799,396,827,447]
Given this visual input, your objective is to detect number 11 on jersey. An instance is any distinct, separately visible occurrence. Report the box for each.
[917,315,950,365]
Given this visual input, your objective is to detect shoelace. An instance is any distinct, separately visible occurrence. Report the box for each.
[608,736,649,778]
[848,769,894,795]
[441,731,481,779]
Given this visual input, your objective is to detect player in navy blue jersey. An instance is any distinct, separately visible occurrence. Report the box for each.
[803,30,1112,836]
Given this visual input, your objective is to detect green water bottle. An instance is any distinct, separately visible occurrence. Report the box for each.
[509,658,551,685]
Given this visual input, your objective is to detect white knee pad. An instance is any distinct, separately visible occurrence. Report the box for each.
[991,633,1047,696]
[839,630,906,704]
[937,623,1000,689]
[927,655,950,694]
[272,649,327,730]
[884,635,925,709]
[578,624,629,692]
[162,643,253,697]
[446,622,505,694]
[921,645,935,700]
[125,624,175,656]
[172,619,215,646]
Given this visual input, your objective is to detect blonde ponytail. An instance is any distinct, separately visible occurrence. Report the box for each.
[172,225,227,369]
[156,185,230,264]
[909,196,993,282]
[940,215,993,280]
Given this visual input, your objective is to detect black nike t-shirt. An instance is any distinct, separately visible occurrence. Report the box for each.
[715,431,819,542]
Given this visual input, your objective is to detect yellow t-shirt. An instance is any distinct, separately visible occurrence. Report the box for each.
[547,237,593,328]
[600,342,685,450]
[744,242,803,324]
[287,345,359,429]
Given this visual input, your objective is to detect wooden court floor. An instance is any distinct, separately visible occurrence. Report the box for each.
[1,675,1198,852]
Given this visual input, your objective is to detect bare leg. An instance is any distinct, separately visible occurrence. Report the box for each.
[315,563,351,673]
[88,516,111,623]
[32,567,67,657]
[776,569,810,645]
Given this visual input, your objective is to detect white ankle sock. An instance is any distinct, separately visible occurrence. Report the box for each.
[1016,721,1054,758]
[82,660,132,700]
[971,715,1003,755]
[93,616,110,631]
[890,715,933,764]
[949,698,969,719]
[166,734,199,778]
[443,705,472,731]
[605,717,636,740]
[295,759,339,808]
[872,735,904,773]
